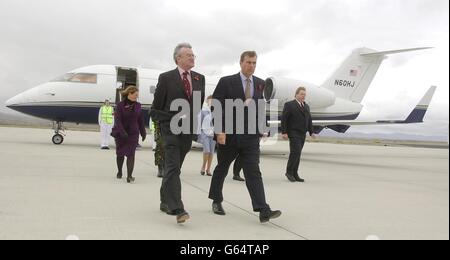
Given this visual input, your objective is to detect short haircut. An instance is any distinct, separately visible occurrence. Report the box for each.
[295,86,306,95]
[173,43,192,64]
[240,51,258,63]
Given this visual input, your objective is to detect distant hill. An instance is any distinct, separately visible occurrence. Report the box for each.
[0,111,49,126]
[0,112,98,131]
[320,129,448,143]
[1,111,447,147]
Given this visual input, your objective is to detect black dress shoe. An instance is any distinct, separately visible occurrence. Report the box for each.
[233,176,245,182]
[285,174,296,182]
[259,209,282,223]
[160,203,177,216]
[200,171,206,176]
[127,177,135,183]
[101,146,110,150]
[294,175,305,182]
[116,173,122,179]
[212,202,226,215]
[176,210,190,224]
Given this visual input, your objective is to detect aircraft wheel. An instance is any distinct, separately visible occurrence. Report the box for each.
[52,134,64,145]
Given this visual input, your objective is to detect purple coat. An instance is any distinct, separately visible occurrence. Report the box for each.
[113,101,147,157]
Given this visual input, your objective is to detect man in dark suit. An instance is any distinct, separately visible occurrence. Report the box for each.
[151,43,205,224]
[209,51,282,223]
[281,87,316,183]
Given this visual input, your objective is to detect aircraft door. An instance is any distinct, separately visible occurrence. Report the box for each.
[116,67,139,103]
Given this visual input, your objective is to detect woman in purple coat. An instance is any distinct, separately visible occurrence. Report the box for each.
[112,86,147,183]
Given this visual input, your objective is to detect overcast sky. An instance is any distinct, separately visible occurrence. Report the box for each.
[0,0,448,138]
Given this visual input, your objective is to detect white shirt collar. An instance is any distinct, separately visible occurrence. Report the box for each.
[296,99,305,106]
[240,72,253,83]
[178,66,191,75]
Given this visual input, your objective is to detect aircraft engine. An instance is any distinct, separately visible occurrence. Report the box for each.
[264,77,336,109]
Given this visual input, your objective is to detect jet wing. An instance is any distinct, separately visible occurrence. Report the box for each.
[268,86,437,134]
[312,86,436,133]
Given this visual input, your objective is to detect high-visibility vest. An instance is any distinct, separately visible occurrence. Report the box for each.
[100,106,114,125]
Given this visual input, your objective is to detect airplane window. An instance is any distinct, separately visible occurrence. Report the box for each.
[69,73,97,84]
[51,73,75,82]
[51,73,97,84]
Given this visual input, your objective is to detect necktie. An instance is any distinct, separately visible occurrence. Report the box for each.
[182,71,192,99]
[299,101,304,109]
[245,78,252,100]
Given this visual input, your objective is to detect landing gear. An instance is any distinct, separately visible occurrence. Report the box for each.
[52,121,66,145]
[52,134,64,145]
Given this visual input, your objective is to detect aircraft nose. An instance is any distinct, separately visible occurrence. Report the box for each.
[5,93,24,108]
[5,97,15,107]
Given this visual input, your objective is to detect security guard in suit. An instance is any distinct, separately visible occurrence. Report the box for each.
[281,86,316,182]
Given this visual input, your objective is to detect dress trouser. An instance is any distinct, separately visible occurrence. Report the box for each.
[286,132,306,176]
[209,135,269,212]
[233,155,242,177]
[160,127,192,212]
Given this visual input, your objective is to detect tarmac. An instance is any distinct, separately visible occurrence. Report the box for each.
[0,126,448,240]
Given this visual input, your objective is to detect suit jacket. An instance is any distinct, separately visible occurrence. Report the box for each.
[112,101,146,139]
[151,68,205,134]
[212,73,266,136]
[281,100,314,137]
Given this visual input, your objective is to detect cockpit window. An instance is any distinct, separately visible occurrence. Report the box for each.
[51,73,74,82]
[51,73,97,84]
[70,73,97,83]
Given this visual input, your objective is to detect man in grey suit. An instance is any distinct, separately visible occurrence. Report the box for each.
[281,87,316,183]
[151,43,205,224]
[209,51,282,223]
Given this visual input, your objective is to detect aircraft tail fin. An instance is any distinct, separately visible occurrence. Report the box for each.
[308,86,437,133]
[321,47,432,103]
[403,85,436,123]
[360,47,433,57]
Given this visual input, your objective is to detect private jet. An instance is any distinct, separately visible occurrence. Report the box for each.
[5,47,436,145]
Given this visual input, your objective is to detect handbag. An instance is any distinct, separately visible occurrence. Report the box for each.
[110,127,121,138]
